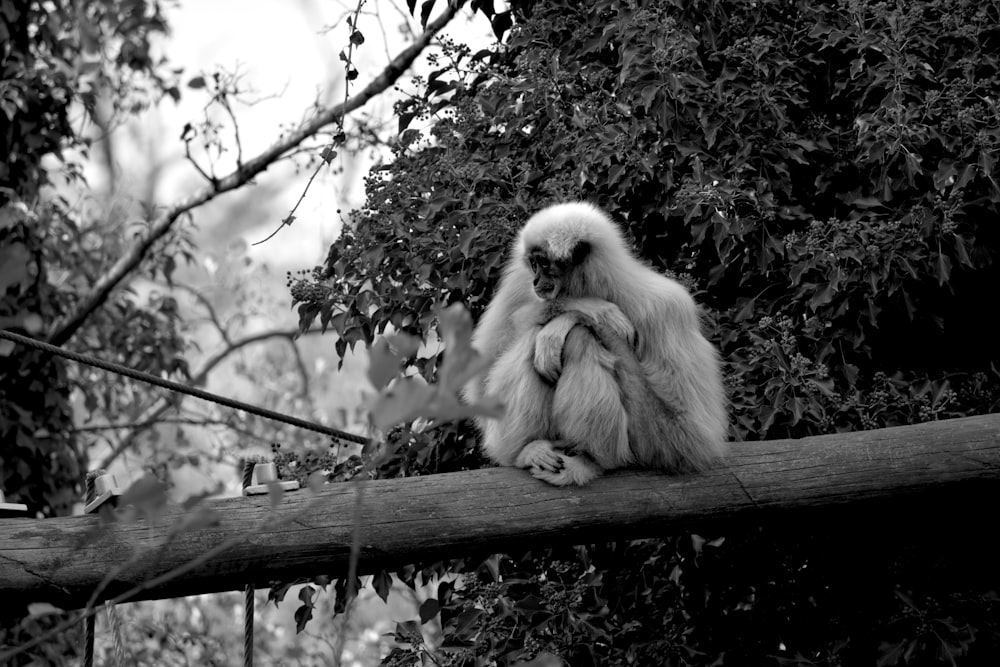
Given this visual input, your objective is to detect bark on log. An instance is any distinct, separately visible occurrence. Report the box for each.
[1,414,998,609]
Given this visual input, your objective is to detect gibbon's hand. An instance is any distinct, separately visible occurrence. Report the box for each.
[535,300,636,382]
[560,297,636,347]
[533,316,577,383]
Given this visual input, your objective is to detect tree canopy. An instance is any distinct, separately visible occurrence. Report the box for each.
[2,0,999,663]
[289,0,1000,663]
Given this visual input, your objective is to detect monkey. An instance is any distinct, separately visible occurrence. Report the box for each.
[465,202,727,486]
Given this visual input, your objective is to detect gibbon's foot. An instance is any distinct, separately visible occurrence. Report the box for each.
[515,439,564,473]
[530,450,603,486]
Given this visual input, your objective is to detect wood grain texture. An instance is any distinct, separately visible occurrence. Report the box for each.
[1,414,998,609]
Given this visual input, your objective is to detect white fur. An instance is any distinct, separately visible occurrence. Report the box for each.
[466,202,728,484]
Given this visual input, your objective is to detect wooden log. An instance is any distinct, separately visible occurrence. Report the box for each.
[1,414,998,609]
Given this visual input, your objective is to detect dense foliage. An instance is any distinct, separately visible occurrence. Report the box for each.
[292,0,1000,663]
[1,0,185,516]
[1,1,188,661]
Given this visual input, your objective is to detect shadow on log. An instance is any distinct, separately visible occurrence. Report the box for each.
[1,414,998,609]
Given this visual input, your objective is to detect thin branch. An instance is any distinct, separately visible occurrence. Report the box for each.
[183,134,217,185]
[284,335,315,410]
[46,1,463,347]
[171,282,234,346]
[254,0,369,247]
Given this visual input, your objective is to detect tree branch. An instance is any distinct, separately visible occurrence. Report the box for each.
[4,414,999,610]
[46,1,463,347]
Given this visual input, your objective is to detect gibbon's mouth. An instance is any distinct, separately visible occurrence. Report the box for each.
[534,286,560,300]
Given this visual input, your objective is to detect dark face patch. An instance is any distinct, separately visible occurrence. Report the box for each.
[524,244,588,300]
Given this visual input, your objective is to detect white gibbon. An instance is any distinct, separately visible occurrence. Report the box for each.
[465,202,727,486]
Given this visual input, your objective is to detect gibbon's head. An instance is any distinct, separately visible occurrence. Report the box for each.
[517,202,626,300]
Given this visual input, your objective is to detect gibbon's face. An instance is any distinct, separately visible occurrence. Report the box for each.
[524,242,590,300]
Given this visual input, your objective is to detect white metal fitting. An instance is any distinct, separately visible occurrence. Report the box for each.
[84,473,124,514]
[243,462,299,496]
[0,489,29,518]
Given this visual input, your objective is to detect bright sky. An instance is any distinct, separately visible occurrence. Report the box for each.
[80,1,495,497]
[146,0,493,266]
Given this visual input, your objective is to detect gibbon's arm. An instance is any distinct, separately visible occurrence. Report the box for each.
[626,280,730,467]
[533,298,636,383]
[533,314,576,384]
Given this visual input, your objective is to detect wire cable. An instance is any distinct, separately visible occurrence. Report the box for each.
[0,329,368,445]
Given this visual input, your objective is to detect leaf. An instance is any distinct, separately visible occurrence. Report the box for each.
[367,334,420,390]
[437,303,490,395]
[933,159,957,190]
[420,0,435,27]
[809,378,835,397]
[306,470,326,493]
[953,234,973,267]
[481,554,501,582]
[266,481,285,509]
[269,582,292,606]
[419,598,440,624]
[120,475,167,525]
[395,619,423,642]
[514,595,548,616]
[0,201,29,230]
[372,569,392,603]
[935,252,952,286]
[437,579,454,604]
[27,603,64,617]
[851,196,884,208]
[349,30,365,46]
[398,111,417,133]
[187,75,206,89]
[369,376,436,431]
[808,281,836,310]
[294,598,315,633]
[0,242,30,293]
[172,506,220,534]
[452,608,483,640]
[491,10,512,40]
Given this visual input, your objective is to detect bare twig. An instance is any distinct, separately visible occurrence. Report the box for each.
[253,0,369,247]
[46,1,462,347]
[171,282,234,345]
[184,133,217,185]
